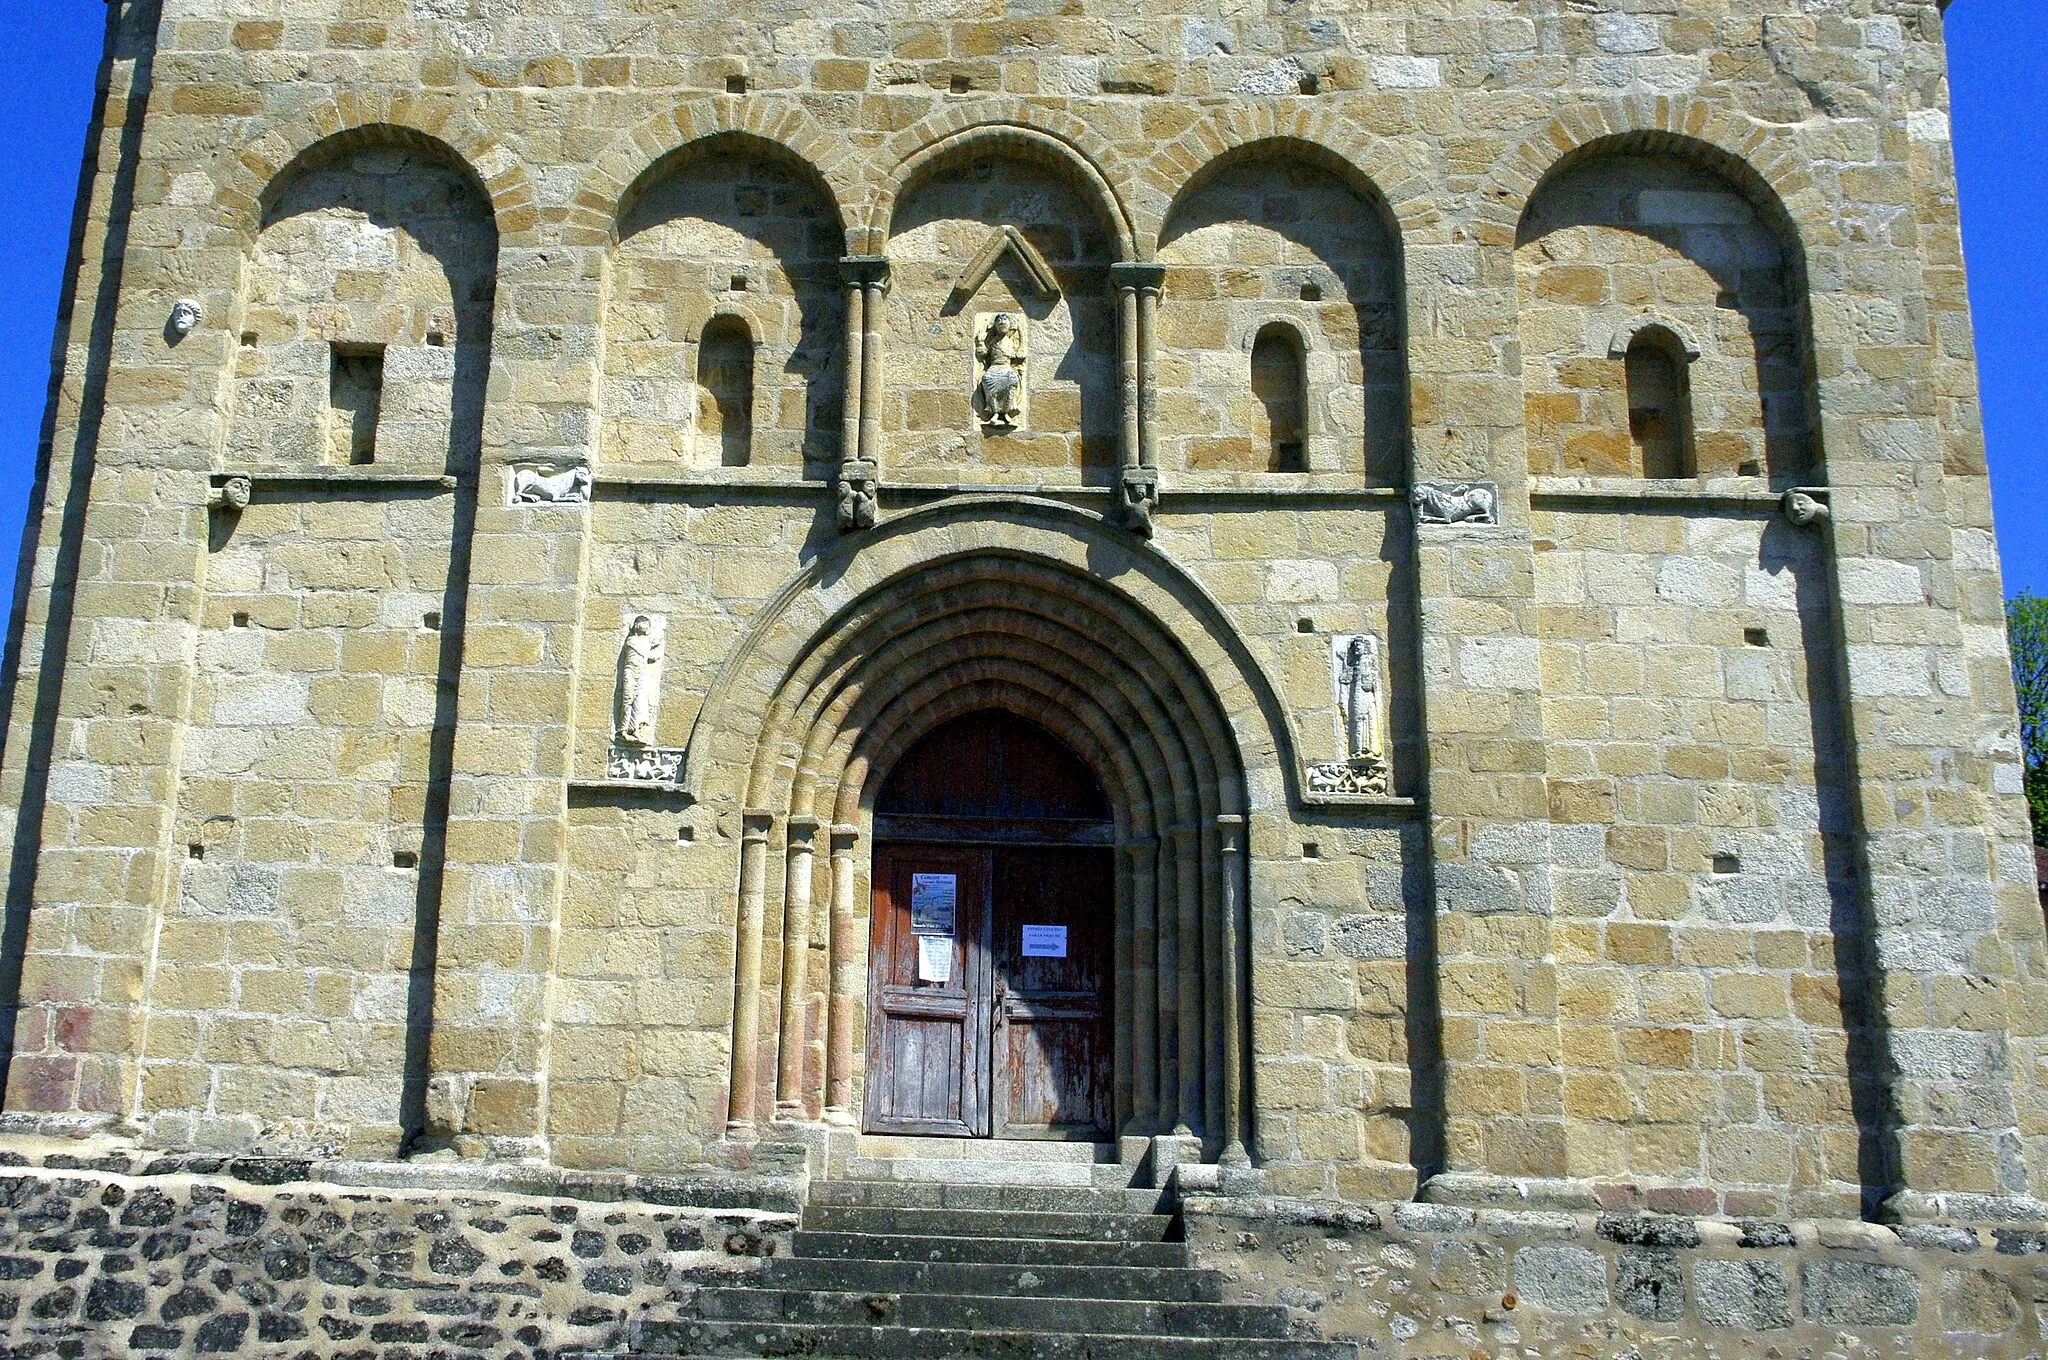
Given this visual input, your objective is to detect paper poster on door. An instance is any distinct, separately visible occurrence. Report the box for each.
[916,934,954,983]
[909,873,957,936]
[1021,924,1068,959]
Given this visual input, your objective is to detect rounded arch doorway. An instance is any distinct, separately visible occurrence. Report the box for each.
[864,710,1115,1140]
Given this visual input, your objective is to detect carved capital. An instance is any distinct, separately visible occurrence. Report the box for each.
[1109,261,1167,298]
[840,255,891,292]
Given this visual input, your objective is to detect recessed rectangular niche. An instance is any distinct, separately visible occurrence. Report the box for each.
[328,344,386,466]
[1711,852,1740,875]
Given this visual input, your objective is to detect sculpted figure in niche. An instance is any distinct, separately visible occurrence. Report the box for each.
[1306,633,1389,796]
[973,312,1027,428]
[1340,634,1382,766]
[616,614,667,747]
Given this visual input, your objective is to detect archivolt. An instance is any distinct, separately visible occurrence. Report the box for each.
[1142,113,1433,259]
[698,500,1281,1161]
[864,111,1137,258]
[220,106,538,246]
[566,97,862,248]
[1478,97,1835,255]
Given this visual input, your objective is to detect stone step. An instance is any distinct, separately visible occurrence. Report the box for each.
[752,1256,1229,1303]
[802,1204,1174,1241]
[684,1286,1295,1339]
[852,1136,1117,1164]
[809,1179,1166,1215]
[793,1230,1190,1268]
[837,1156,1136,1189]
[623,1320,1355,1360]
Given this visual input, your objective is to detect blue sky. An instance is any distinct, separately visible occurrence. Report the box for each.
[0,5,2040,602]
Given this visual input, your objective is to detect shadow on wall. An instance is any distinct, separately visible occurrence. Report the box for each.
[1158,149,1407,483]
[1517,149,1814,485]
[610,138,846,475]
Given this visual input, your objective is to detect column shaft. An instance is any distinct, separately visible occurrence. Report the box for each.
[1174,823,1205,1136]
[774,816,822,1122]
[1217,815,1249,1163]
[1154,833,1180,1130]
[1128,838,1159,1134]
[824,825,860,1124]
[727,811,773,1137]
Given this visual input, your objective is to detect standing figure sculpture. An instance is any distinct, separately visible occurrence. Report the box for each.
[616,614,666,747]
[1305,633,1389,796]
[1340,634,1381,764]
[974,312,1027,428]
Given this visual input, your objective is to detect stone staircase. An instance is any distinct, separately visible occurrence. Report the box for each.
[596,1138,1355,1360]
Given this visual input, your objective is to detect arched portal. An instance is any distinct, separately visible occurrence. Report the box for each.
[704,509,1266,1165]
[866,711,1115,1140]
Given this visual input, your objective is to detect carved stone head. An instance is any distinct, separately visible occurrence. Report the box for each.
[167,298,203,342]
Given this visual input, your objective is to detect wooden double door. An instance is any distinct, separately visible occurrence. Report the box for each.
[864,842,1112,1139]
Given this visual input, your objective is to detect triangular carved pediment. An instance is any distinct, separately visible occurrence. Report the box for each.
[951,224,1061,304]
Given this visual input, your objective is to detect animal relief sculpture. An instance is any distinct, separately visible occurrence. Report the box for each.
[1409,481,1499,526]
[511,463,593,505]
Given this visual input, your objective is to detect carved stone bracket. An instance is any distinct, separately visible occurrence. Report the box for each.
[1120,465,1159,538]
[836,459,878,533]
[607,744,685,785]
[1410,480,1500,526]
[1781,487,1830,527]
[1305,755,1391,797]
[207,474,252,510]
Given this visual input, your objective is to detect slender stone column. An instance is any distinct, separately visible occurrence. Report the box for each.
[1108,265,1142,473]
[1174,822,1205,1137]
[1110,262,1164,535]
[824,824,860,1124]
[1134,266,1164,471]
[774,816,822,1122]
[1127,837,1159,1135]
[1216,815,1250,1164]
[1112,838,1134,1134]
[848,257,890,466]
[837,261,865,463]
[726,810,774,1138]
[1154,832,1180,1130]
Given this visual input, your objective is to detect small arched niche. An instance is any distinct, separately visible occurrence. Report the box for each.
[605,137,844,473]
[1158,146,1406,483]
[1249,322,1309,472]
[1516,144,1813,482]
[696,315,756,468]
[1623,326,1695,478]
[229,131,498,472]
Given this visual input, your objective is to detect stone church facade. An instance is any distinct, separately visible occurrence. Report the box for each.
[0,0,2041,1354]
